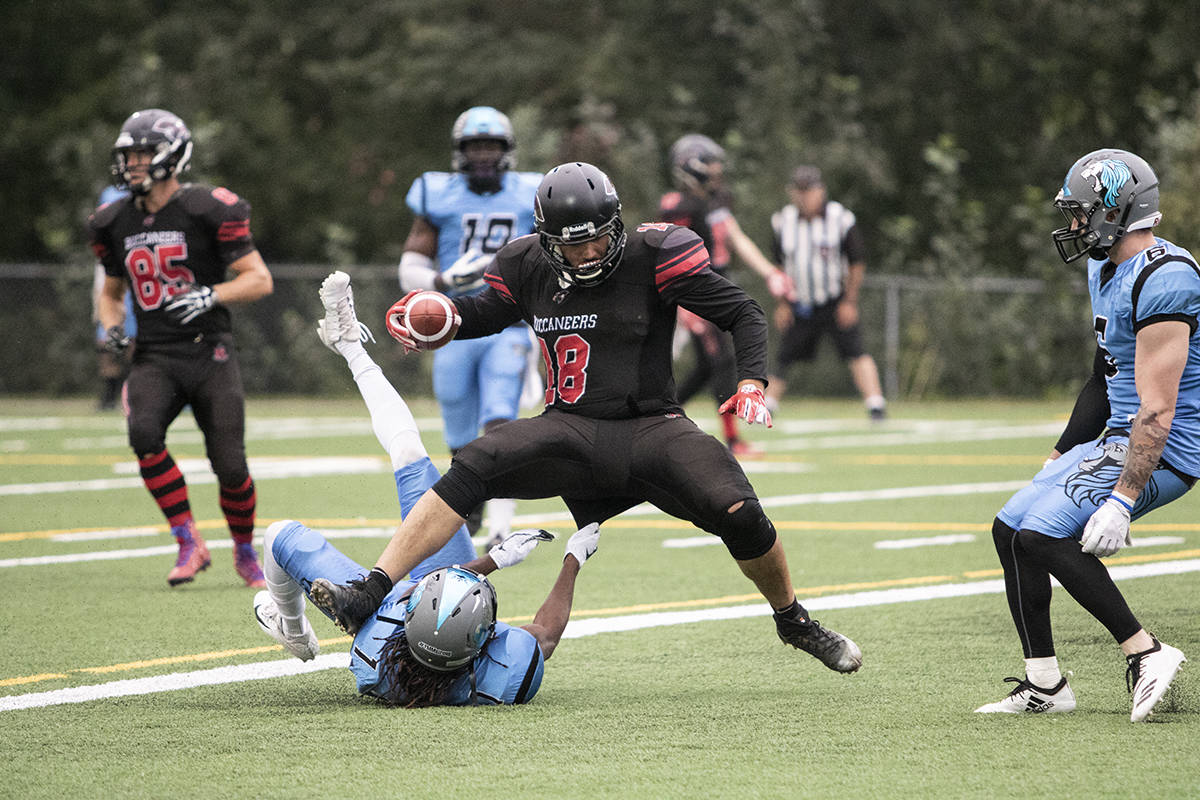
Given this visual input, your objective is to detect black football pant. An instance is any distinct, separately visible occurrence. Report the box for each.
[125,334,251,488]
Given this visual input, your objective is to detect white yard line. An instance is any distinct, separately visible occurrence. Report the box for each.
[3,558,1196,712]
[874,534,978,549]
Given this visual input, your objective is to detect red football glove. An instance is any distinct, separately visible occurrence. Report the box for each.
[385,290,422,354]
[719,384,773,428]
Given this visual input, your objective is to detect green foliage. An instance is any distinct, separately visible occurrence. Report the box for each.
[6,1,1200,397]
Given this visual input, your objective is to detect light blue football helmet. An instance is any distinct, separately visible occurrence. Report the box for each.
[403,566,497,672]
[451,106,516,185]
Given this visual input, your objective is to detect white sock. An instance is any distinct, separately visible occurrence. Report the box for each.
[485,498,517,540]
[865,394,886,411]
[337,342,427,470]
[263,522,308,637]
[1025,656,1063,689]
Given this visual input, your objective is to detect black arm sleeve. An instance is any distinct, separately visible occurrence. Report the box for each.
[676,270,769,384]
[453,287,524,339]
[1054,346,1111,453]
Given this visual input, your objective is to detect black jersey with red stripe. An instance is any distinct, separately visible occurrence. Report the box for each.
[87,184,256,347]
[455,224,767,419]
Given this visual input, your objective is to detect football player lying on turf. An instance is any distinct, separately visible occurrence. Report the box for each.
[250,271,600,706]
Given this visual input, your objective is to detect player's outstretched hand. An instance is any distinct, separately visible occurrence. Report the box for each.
[767,269,796,302]
[1080,495,1133,557]
[444,251,492,293]
[719,384,773,428]
[564,522,600,567]
[164,285,217,325]
[488,528,555,569]
[385,290,422,354]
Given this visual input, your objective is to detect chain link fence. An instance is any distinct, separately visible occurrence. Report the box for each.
[1,264,1093,400]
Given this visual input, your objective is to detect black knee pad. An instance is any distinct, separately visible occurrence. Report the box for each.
[715,498,777,561]
[432,463,490,520]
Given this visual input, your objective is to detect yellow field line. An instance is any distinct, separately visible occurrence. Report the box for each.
[6,518,1198,543]
[6,547,1198,689]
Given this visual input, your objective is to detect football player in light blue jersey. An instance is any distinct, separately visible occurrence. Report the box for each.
[249,272,601,707]
[978,149,1194,722]
[397,107,544,547]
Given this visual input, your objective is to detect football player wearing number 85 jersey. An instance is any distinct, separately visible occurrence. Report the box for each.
[312,163,863,678]
[88,109,274,590]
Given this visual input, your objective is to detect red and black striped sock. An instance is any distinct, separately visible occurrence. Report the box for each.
[220,476,256,545]
[138,449,192,532]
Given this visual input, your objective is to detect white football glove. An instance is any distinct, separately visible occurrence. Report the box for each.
[487,528,554,569]
[102,325,131,354]
[1080,495,1133,557]
[443,251,492,293]
[718,384,773,427]
[564,522,601,567]
[164,285,218,325]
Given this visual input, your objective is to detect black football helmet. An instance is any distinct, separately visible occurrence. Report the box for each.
[535,162,627,288]
[669,133,726,193]
[111,109,193,195]
[451,106,515,193]
[1052,148,1161,263]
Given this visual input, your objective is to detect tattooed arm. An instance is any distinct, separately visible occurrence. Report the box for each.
[1115,321,1192,498]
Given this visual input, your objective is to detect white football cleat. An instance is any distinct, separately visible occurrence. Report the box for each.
[1127,638,1186,722]
[253,591,320,662]
[975,675,1075,714]
[317,270,374,352]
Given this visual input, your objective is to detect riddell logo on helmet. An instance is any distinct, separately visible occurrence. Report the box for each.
[562,222,597,239]
[416,641,452,657]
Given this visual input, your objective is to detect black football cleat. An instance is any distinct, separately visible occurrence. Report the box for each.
[310,577,380,635]
[775,614,863,673]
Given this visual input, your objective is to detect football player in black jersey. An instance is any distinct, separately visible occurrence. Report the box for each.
[312,162,862,675]
[659,134,794,456]
[89,109,274,589]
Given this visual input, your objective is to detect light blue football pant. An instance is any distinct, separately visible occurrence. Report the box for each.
[267,457,476,600]
[997,433,1191,539]
[433,325,531,450]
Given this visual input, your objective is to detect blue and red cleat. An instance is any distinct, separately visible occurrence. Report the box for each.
[167,520,211,587]
[234,542,267,588]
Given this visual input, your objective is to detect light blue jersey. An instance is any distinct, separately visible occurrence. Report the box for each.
[268,519,545,706]
[406,170,543,448]
[1089,238,1200,477]
[405,170,542,290]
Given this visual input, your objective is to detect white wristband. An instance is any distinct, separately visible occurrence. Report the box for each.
[1110,490,1136,511]
[398,251,437,291]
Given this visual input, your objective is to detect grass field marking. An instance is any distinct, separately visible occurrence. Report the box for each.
[962,547,1200,578]
[7,557,1197,713]
[0,455,390,497]
[836,454,1042,466]
[875,534,978,549]
[4,561,1195,710]
[774,421,1063,451]
[0,673,69,687]
[0,653,353,712]
[0,454,130,466]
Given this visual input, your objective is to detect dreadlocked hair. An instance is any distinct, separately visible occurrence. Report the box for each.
[375,629,466,708]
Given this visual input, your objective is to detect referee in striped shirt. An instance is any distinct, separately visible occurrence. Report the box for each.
[765,166,887,421]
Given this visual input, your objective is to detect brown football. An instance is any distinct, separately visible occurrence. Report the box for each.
[403,291,461,350]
